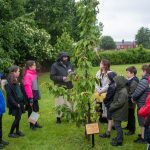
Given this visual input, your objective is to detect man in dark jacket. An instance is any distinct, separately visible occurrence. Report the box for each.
[124,66,139,136]
[50,52,74,123]
[132,64,150,144]
[109,76,128,146]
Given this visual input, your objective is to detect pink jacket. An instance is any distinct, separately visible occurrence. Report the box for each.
[24,69,40,100]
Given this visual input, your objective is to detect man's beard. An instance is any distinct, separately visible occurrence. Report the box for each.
[62,60,68,65]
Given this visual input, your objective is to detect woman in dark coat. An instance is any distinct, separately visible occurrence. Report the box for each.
[5,66,25,138]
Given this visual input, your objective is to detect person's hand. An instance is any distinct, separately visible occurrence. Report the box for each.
[30,103,33,107]
[98,91,102,95]
[18,104,20,108]
[131,99,135,103]
[63,76,69,82]
[29,99,33,107]
[63,76,67,81]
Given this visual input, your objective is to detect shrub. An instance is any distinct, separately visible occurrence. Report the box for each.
[0,47,13,73]
[92,47,150,66]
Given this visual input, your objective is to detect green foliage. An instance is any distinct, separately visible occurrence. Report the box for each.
[1,14,54,65]
[47,0,101,126]
[54,32,75,57]
[26,0,77,45]
[100,35,116,50]
[135,27,150,49]
[0,0,26,21]
[0,47,13,72]
[92,46,150,66]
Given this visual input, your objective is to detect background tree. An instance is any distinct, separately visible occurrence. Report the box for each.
[100,35,116,50]
[0,13,54,65]
[54,32,75,57]
[25,0,77,45]
[135,27,150,49]
[0,0,26,21]
[0,47,13,73]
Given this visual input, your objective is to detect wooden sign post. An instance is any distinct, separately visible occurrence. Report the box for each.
[86,123,100,147]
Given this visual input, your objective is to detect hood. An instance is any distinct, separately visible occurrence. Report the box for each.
[57,52,70,62]
[132,76,139,83]
[25,69,37,75]
[114,76,127,90]
[107,71,117,83]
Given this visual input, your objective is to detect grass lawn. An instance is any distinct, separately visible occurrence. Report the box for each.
[2,63,148,150]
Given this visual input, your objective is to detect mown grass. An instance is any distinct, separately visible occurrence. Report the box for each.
[2,63,148,150]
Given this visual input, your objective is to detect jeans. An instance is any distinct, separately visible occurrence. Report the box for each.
[114,120,123,143]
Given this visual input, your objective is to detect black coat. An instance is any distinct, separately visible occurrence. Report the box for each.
[126,76,139,108]
[104,82,116,108]
[132,74,150,108]
[50,53,73,89]
[5,82,25,116]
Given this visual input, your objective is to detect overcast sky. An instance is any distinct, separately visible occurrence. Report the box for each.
[97,0,150,41]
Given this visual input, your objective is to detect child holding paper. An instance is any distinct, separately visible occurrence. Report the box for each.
[23,60,42,130]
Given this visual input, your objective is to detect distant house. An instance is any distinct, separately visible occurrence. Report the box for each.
[115,40,136,50]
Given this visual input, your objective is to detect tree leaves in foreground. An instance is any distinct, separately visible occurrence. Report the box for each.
[47,0,102,127]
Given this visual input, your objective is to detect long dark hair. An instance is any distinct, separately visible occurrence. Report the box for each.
[100,59,110,73]
[8,65,19,84]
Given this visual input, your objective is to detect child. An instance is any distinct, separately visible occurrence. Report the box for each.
[124,66,139,136]
[132,64,150,144]
[23,60,42,130]
[0,74,9,149]
[95,59,110,122]
[99,71,117,138]
[5,66,25,138]
[109,76,128,146]
[139,76,150,149]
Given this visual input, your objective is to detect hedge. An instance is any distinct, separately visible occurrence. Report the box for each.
[92,47,150,66]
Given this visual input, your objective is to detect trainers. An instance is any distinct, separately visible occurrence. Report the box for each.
[56,117,61,124]
[0,143,4,149]
[125,131,135,136]
[0,140,9,146]
[31,126,37,131]
[16,131,25,137]
[110,141,122,146]
[99,133,110,138]
[35,124,42,128]
[134,138,147,144]
[8,133,19,138]
[112,137,117,141]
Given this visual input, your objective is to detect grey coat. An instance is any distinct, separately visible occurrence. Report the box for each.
[131,75,149,108]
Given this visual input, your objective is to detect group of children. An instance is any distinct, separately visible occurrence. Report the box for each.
[0,60,41,149]
[1,57,150,149]
[96,59,150,147]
